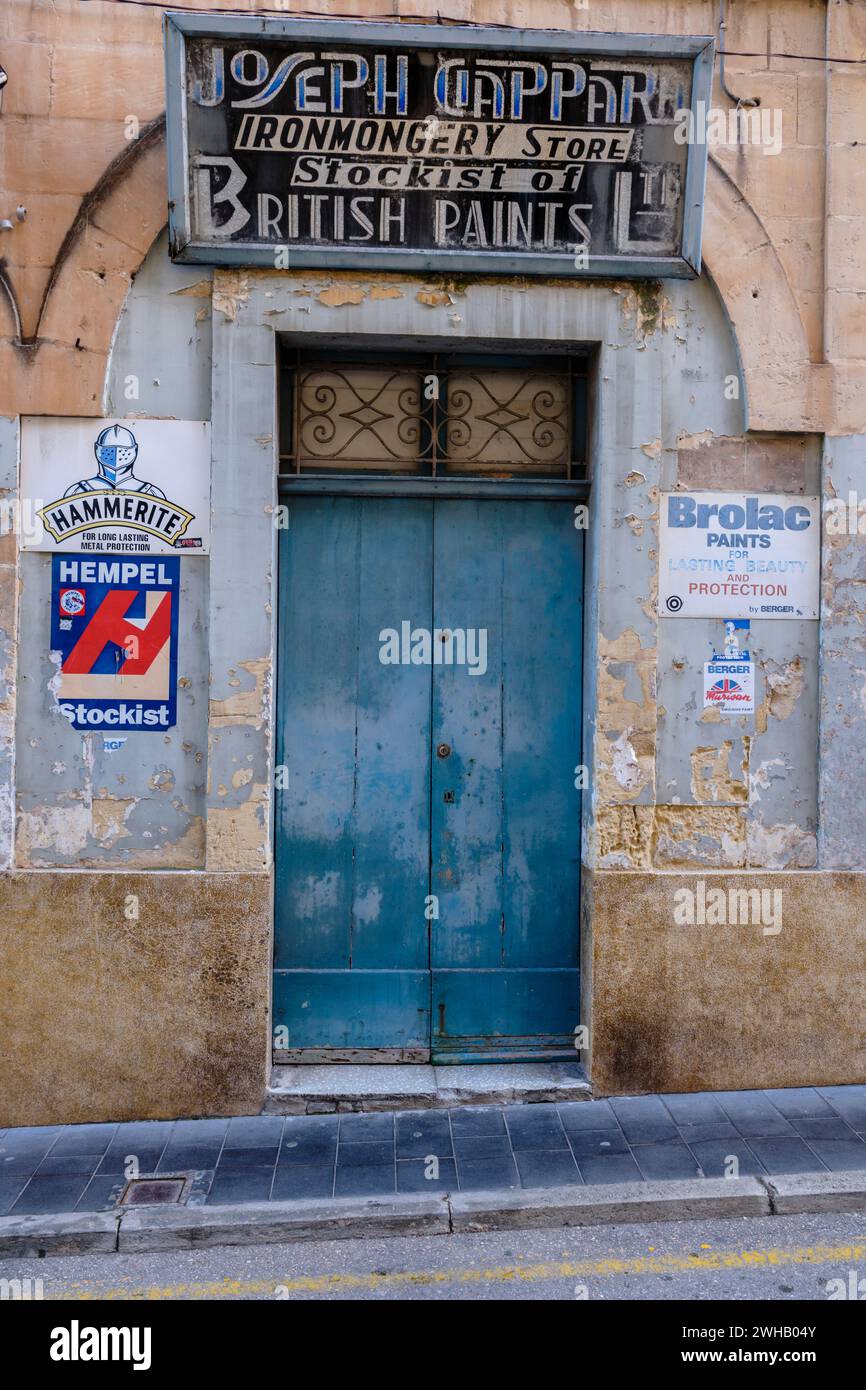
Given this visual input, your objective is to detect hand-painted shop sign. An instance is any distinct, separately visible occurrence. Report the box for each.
[659,492,821,619]
[51,555,180,732]
[21,419,210,555]
[164,15,713,277]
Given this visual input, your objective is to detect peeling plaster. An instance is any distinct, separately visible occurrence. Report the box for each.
[212,271,250,321]
[609,729,641,792]
[317,285,365,307]
[654,805,747,868]
[18,802,90,858]
[416,289,453,307]
[763,656,805,722]
[747,818,818,869]
[592,803,748,869]
[169,280,212,299]
[595,629,656,803]
[749,756,788,801]
[689,740,748,805]
[207,797,269,871]
[614,283,678,345]
[209,658,271,727]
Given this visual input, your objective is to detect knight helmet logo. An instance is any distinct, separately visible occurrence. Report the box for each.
[64,425,166,497]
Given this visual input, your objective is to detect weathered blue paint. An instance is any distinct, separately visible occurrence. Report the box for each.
[274,496,583,1059]
[431,501,583,1060]
[274,498,432,1052]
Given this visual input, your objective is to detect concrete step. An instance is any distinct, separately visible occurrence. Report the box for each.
[264,1061,591,1114]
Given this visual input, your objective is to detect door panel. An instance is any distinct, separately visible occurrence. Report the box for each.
[273,494,583,1061]
[430,500,583,1060]
[274,497,432,1054]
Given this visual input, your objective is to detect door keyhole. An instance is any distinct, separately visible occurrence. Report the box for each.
[437,743,451,758]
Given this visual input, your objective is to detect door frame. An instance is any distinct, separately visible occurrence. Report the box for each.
[272,353,592,1063]
[207,273,667,1086]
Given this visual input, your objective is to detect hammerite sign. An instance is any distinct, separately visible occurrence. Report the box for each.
[20,418,211,555]
[164,16,713,276]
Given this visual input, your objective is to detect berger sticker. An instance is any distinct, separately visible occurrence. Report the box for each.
[21,418,211,555]
[51,554,180,732]
[659,491,820,619]
[703,658,755,715]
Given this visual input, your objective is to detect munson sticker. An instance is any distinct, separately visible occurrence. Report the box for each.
[703,658,756,714]
[51,554,180,732]
[21,418,211,555]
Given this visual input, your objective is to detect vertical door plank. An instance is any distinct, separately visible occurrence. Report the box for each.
[274,498,432,1052]
[431,499,583,1059]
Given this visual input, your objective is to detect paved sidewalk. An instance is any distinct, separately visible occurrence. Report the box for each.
[3,1085,866,1219]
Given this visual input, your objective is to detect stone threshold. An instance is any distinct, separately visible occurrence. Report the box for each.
[264,1061,590,1114]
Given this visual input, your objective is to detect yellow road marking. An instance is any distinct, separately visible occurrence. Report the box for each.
[45,1240,866,1300]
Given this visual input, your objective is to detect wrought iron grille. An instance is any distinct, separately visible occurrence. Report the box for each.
[279,350,588,481]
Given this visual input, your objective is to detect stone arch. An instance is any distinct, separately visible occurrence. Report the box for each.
[701,156,814,432]
[2,118,167,416]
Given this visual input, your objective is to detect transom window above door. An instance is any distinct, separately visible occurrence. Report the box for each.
[278,348,588,482]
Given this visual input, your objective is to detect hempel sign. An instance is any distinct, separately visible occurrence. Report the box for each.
[659,491,820,619]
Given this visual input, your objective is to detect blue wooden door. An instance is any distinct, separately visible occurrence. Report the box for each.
[274,496,583,1060]
[274,497,433,1057]
[430,500,583,1061]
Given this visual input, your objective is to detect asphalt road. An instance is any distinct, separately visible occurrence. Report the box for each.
[4,1209,866,1301]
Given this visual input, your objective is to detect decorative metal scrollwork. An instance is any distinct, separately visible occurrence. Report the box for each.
[289,361,577,476]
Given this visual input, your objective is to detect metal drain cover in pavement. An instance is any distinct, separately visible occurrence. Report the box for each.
[121,1177,186,1206]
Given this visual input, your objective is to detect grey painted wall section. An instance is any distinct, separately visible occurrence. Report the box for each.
[104,229,213,422]
[14,231,211,868]
[819,434,866,869]
[205,291,277,874]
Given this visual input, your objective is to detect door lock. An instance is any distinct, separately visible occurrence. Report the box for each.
[437,743,451,759]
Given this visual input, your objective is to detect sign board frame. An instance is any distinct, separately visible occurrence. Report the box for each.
[658,491,821,620]
[164,14,714,279]
[50,554,180,734]
[20,417,211,556]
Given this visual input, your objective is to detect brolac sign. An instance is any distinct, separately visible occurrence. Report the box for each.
[164,15,713,277]
[659,492,821,619]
